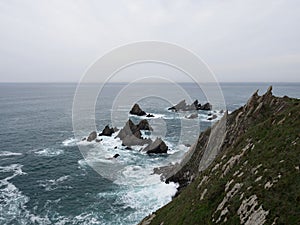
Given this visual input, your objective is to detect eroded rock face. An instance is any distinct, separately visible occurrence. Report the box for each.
[137,119,153,131]
[130,103,146,116]
[116,119,152,147]
[99,125,115,136]
[87,131,97,142]
[186,113,198,119]
[168,99,212,111]
[142,138,168,154]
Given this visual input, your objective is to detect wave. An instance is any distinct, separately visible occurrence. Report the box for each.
[0,151,22,157]
[0,164,50,224]
[38,175,71,191]
[34,148,64,157]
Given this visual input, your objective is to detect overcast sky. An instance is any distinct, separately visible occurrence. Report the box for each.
[0,0,299,82]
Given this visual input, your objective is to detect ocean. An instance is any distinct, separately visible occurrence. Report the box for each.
[0,82,299,225]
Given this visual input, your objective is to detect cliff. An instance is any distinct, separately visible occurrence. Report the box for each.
[140,87,300,225]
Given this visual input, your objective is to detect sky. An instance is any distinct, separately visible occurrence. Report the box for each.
[0,0,299,83]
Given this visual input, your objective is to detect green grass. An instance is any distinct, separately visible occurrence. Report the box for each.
[148,97,300,225]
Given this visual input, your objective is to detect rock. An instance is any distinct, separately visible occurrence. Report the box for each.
[200,102,212,111]
[99,125,115,136]
[95,139,101,143]
[130,103,146,116]
[125,146,133,150]
[122,134,152,147]
[168,100,188,111]
[114,146,117,149]
[186,113,198,119]
[143,138,168,154]
[137,119,153,131]
[82,137,86,141]
[207,114,217,121]
[117,119,152,147]
[116,119,138,140]
[87,131,97,142]
[146,114,155,118]
[113,127,119,132]
[169,99,211,111]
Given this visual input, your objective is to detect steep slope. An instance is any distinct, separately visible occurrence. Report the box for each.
[140,87,300,225]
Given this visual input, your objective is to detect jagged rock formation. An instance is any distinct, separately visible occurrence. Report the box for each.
[116,119,152,147]
[130,103,147,116]
[168,99,212,112]
[140,87,300,225]
[99,125,115,136]
[87,131,97,142]
[142,138,168,154]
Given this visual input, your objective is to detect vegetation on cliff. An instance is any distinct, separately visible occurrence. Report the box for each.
[140,87,300,225]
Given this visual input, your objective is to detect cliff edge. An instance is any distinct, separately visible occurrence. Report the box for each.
[140,87,300,225]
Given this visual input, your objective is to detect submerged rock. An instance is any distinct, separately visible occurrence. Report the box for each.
[142,138,168,154]
[207,114,217,121]
[130,103,146,116]
[87,131,97,142]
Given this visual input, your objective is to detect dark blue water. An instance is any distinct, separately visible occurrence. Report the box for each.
[0,82,299,225]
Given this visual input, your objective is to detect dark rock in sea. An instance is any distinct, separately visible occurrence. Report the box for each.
[199,102,212,111]
[220,109,224,114]
[122,134,152,147]
[114,146,117,149]
[142,138,168,154]
[137,119,153,131]
[207,114,217,121]
[186,113,198,119]
[116,119,138,140]
[95,139,101,143]
[168,99,211,111]
[146,114,155,118]
[184,143,191,147]
[117,119,152,147]
[130,103,146,116]
[82,137,86,141]
[99,125,115,136]
[113,127,119,132]
[87,131,97,142]
[168,100,188,111]
[125,146,133,150]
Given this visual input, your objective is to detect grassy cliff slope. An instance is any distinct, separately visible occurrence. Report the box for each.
[141,87,300,225]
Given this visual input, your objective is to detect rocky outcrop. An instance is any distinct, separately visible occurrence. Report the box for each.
[99,125,115,136]
[207,114,217,120]
[87,131,97,142]
[130,103,146,116]
[168,99,211,111]
[116,119,152,147]
[142,138,168,154]
[142,86,300,225]
[185,113,198,119]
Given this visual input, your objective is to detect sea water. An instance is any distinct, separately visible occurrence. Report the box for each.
[0,82,299,225]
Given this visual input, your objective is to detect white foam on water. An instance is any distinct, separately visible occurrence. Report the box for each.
[0,151,22,157]
[62,137,78,146]
[38,175,71,191]
[0,164,50,224]
[34,148,64,157]
[112,165,178,224]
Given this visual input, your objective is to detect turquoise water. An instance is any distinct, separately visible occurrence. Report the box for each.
[0,82,299,225]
